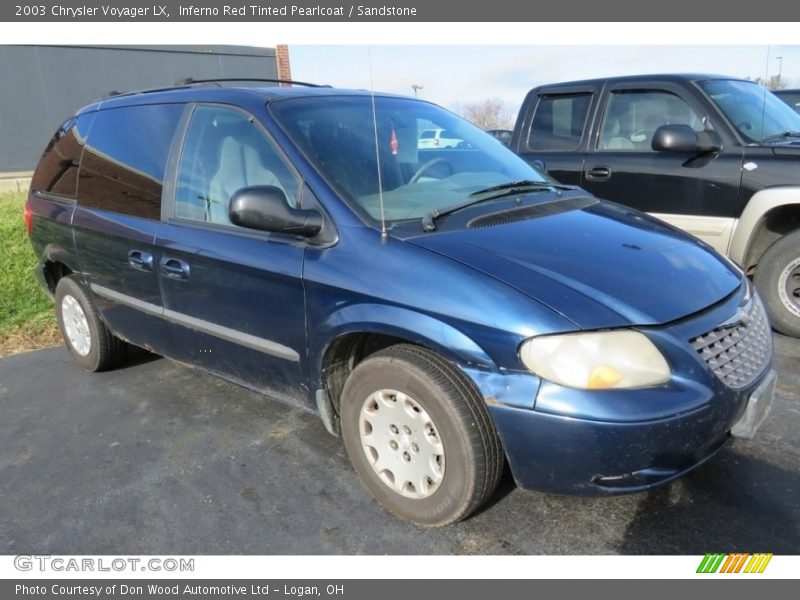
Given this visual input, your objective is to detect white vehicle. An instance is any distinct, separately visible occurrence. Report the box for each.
[418,128,463,149]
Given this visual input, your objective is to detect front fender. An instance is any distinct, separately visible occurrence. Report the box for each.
[729,186,800,264]
[310,303,497,389]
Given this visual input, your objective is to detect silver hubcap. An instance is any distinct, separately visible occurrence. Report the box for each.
[778,257,800,317]
[359,389,445,499]
[61,294,92,356]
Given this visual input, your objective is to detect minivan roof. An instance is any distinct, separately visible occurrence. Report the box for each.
[78,83,405,115]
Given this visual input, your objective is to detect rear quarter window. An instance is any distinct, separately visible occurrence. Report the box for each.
[78,104,183,220]
[30,114,95,199]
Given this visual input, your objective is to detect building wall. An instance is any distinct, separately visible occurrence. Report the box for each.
[0,45,279,174]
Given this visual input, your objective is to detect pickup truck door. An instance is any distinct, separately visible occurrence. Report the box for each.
[580,82,744,254]
[513,84,598,185]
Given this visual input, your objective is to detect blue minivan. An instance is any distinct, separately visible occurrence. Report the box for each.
[27,80,775,525]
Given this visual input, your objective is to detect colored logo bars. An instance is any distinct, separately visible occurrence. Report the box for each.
[697,553,773,574]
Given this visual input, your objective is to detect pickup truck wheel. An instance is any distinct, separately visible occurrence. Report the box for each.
[55,275,126,372]
[340,344,503,527]
[754,230,800,337]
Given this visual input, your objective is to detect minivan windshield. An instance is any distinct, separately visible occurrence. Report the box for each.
[270,95,550,225]
[700,79,800,143]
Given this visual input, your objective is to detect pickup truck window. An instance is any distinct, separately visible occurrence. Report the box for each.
[775,91,800,114]
[528,93,592,151]
[598,90,704,151]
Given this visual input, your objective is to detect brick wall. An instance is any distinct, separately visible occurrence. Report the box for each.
[276,45,291,85]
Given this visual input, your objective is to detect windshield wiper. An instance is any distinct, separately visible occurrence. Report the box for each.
[762,130,800,143]
[421,181,576,232]
[468,179,577,198]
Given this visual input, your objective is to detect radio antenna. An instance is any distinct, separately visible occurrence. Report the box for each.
[368,47,388,242]
[760,45,771,139]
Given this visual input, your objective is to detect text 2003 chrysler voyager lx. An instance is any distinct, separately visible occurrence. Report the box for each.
[27,81,775,525]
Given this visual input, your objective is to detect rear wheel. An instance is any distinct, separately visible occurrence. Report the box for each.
[55,275,126,371]
[340,344,503,526]
[754,230,800,337]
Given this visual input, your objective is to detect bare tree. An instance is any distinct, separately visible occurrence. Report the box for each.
[455,98,515,130]
[746,75,789,90]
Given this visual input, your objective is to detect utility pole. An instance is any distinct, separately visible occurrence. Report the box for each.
[776,56,783,88]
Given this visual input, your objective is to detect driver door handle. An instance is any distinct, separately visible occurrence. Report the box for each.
[586,165,612,180]
[160,257,191,280]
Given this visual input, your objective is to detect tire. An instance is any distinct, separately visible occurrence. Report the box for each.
[340,344,504,526]
[754,230,800,337]
[55,275,126,372]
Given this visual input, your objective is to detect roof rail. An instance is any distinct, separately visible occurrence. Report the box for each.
[102,82,209,99]
[102,76,328,100]
[176,77,329,88]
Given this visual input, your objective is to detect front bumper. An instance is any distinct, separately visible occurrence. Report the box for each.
[489,393,733,495]
[478,285,775,495]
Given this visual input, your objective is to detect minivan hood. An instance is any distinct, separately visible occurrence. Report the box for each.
[407,200,742,329]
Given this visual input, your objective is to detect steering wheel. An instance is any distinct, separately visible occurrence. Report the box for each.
[410,158,454,184]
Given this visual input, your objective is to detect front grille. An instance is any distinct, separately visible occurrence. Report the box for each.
[690,295,772,389]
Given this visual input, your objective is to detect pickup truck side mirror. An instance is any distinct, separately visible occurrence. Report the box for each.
[652,124,721,154]
[531,159,547,174]
[229,186,323,237]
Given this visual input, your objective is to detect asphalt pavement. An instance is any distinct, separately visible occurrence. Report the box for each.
[1,336,798,555]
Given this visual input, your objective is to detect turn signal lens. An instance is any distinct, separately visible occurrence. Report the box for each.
[588,365,624,389]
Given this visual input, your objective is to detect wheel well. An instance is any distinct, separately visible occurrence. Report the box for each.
[322,333,418,414]
[744,205,800,273]
[42,261,73,293]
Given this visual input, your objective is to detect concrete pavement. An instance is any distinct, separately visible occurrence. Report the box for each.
[1,337,798,554]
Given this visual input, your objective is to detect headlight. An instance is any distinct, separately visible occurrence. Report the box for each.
[519,330,670,390]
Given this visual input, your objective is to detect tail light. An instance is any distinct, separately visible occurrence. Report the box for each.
[24,199,32,236]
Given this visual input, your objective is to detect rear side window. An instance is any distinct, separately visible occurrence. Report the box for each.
[527,93,592,151]
[78,104,183,219]
[30,114,95,199]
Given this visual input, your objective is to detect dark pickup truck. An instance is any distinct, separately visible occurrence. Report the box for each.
[511,74,800,337]
[775,89,800,114]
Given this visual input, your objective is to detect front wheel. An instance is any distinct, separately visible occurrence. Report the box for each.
[340,344,503,526]
[754,229,800,337]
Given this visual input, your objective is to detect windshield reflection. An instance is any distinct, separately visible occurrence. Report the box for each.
[270,95,549,225]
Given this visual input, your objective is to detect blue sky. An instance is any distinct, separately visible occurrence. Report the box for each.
[290,45,800,113]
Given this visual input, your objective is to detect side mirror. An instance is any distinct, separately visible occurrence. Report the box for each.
[229,186,323,237]
[531,159,547,173]
[652,124,721,154]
